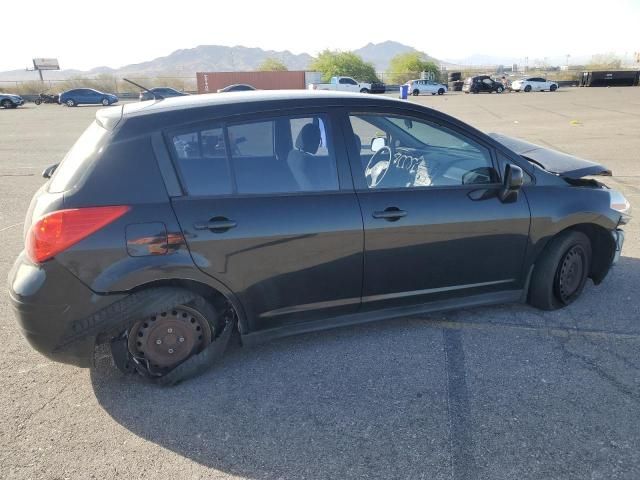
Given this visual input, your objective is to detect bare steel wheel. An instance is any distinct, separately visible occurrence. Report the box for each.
[554,245,587,304]
[128,305,212,374]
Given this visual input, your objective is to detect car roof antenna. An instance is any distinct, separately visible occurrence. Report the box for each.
[122,78,164,100]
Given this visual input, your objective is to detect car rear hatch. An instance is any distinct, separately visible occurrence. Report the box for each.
[23,107,123,237]
[489,133,611,179]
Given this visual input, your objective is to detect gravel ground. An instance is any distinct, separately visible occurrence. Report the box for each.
[1,88,639,480]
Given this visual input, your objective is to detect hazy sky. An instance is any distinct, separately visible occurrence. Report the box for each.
[1,0,638,71]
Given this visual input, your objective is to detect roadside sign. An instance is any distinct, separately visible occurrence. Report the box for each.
[33,58,60,71]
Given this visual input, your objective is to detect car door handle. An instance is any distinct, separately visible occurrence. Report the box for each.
[372,208,407,221]
[194,218,237,232]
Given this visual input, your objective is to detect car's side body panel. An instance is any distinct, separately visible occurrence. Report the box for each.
[8,91,625,367]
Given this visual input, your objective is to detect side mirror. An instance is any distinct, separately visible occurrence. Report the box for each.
[499,164,523,202]
[371,137,386,152]
[42,163,59,179]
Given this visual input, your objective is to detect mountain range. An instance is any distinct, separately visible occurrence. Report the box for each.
[0,41,443,81]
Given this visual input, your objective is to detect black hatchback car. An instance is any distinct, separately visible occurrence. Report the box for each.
[462,75,505,94]
[9,91,629,384]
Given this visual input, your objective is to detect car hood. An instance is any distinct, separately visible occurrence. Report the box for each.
[489,133,612,178]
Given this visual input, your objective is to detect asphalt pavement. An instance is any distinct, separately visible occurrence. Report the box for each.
[1,88,639,479]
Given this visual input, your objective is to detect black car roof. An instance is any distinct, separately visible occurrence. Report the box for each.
[97,90,404,130]
[125,90,399,117]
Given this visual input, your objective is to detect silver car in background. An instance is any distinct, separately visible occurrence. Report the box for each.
[405,79,448,96]
[511,77,558,92]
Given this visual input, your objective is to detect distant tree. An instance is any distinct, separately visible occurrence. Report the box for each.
[386,53,439,84]
[257,58,288,72]
[587,53,623,70]
[310,50,379,83]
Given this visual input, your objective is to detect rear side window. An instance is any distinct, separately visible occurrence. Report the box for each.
[49,121,109,193]
[171,125,232,196]
[228,121,274,158]
[169,115,339,196]
[228,115,338,194]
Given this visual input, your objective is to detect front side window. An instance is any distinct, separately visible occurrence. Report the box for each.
[348,113,497,190]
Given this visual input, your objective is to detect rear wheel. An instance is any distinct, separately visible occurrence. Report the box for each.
[438,88,445,95]
[1,99,13,109]
[34,98,42,105]
[126,294,222,378]
[529,231,592,310]
[359,88,370,94]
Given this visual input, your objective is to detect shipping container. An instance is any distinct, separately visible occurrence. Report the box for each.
[579,70,640,87]
[196,71,308,93]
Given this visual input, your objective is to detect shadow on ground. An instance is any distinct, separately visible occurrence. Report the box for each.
[91,257,640,480]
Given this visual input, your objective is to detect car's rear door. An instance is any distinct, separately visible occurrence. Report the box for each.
[167,108,364,332]
[342,107,531,311]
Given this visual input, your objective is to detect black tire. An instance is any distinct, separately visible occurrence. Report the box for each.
[496,86,504,93]
[413,89,420,96]
[101,98,110,106]
[1,99,13,109]
[528,230,592,310]
[524,85,532,92]
[123,291,226,382]
[550,84,558,92]
[34,98,42,105]
[65,98,76,107]
[438,88,445,95]
[359,88,370,94]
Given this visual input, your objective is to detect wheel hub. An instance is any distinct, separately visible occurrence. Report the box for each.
[557,246,585,301]
[128,305,212,371]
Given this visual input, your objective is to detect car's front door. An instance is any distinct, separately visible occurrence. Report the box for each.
[343,109,531,310]
[168,110,364,332]
[81,89,96,103]
[75,89,89,103]
[339,77,359,92]
[481,78,494,92]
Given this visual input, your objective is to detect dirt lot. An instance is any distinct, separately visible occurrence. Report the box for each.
[1,88,639,480]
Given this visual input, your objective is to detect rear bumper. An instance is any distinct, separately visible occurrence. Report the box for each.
[8,252,125,367]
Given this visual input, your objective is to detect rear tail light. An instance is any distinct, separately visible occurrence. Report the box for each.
[26,205,130,263]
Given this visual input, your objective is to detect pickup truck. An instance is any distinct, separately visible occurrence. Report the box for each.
[308,76,384,94]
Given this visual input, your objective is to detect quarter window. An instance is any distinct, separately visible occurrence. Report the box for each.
[349,113,497,189]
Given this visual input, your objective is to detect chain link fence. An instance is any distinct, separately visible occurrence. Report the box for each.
[2,67,636,95]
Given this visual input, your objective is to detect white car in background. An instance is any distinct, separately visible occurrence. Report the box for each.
[511,77,558,92]
[406,79,448,96]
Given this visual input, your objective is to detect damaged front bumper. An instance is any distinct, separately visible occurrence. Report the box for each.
[612,229,625,265]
